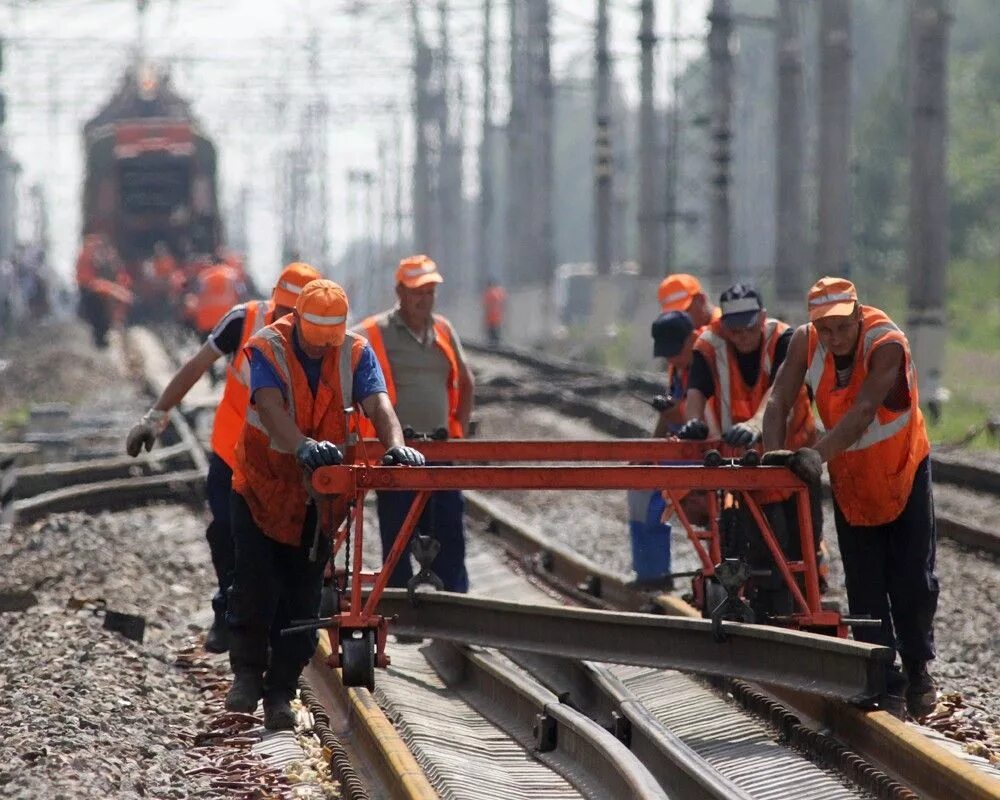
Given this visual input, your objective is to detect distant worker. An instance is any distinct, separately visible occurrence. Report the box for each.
[677,284,823,614]
[657,273,720,330]
[152,241,178,281]
[626,310,699,589]
[226,279,423,729]
[354,255,475,594]
[125,262,322,653]
[192,261,246,338]
[763,277,939,719]
[482,277,507,346]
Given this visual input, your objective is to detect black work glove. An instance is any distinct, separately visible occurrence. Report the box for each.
[125,409,169,457]
[760,449,793,467]
[722,421,761,447]
[676,419,709,440]
[787,447,822,484]
[295,438,344,470]
[651,394,676,413]
[382,445,426,467]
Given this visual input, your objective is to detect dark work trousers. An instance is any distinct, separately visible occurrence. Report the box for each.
[833,456,938,667]
[227,491,332,699]
[205,453,235,616]
[376,488,469,593]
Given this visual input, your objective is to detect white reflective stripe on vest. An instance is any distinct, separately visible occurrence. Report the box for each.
[806,339,827,393]
[847,409,913,452]
[339,334,357,447]
[230,302,266,388]
[707,319,780,432]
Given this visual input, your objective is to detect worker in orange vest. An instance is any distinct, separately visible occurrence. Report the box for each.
[763,277,939,719]
[192,262,246,337]
[353,255,475,594]
[657,273,721,330]
[226,279,421,729]
[125,262,322,653]
[677,283,824,615]
[481,277,507,345]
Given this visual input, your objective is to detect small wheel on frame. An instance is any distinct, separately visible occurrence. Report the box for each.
[703,449,724,468]
[340,628,375,691]
[740,450,761,467]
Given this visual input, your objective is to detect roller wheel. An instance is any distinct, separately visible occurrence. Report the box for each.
[341,629,375,691]
[703,449,724,468]
[740,450,761,467]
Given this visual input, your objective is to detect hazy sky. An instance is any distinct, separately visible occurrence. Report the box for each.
[0,0,710,288]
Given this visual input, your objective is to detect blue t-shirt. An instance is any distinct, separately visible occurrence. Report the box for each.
[249,330,387,405]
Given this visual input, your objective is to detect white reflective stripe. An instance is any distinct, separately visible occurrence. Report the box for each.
[278,280,304,295]
[847,409,912,451]
[660,289,689,306]
[761,319,781,377]
[302,311,347,326]
[862,323,901,357]
[401,263,436,277]
[720,297,761,315]
[806,338,827,393]
[230,302,267,387]
[704,330,733,431]
[809,291,856,307]
[259,328,298,422]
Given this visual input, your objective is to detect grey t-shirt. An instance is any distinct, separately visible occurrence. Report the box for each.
[353,309,466,433]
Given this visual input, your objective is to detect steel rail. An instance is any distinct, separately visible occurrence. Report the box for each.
[421,640,670,800]
[503,650,753,800]
[371,589,889,703]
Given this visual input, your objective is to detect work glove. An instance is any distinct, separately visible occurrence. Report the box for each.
[675,419,709,440]
[760,449,793,466]
[382,445,426,467]
[722,421,761,447]
[761,447,823,484]
[651,394,676,413]
[125,409,169,457]
[295,438,344,470]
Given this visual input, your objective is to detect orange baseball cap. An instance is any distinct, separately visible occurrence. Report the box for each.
[396,255,443,289]
[295,279,349,347]
[807,277,858,321]
[658,273,703,312]
[273,262,322,309]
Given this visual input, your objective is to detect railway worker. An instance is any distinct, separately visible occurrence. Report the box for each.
[676,283,825,613]
[353,254,475,594]
[482,277,507,346]
[657,273,720,330]
[226,279,423,729]
[191,260,246,338]
[125,261,322,653]
[762,277,939,718]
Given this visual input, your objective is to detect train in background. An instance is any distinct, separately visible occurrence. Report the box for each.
[76,64,249,344]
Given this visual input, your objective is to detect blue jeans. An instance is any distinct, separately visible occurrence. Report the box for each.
[206,453,235,615]
[376,489,469,593]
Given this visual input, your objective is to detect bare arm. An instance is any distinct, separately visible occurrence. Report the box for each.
[456,359,475,434]
[360,392,405,449]
[652,405,684,438]
[813,343,904,463]
[254,387,306,453]
[763,326,809,450]
[151,342,220,412]
[684,388,708,423]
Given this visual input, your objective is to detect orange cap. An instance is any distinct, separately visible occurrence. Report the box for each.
[295,279,349,347]
[273,262,322,309]
[658,273,703,312]
[807,276,858,321]
[396,255,443,289]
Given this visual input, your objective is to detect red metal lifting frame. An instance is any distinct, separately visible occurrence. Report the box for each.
[310,438,843,673]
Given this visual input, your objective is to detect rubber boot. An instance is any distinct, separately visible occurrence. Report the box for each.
[205,611,229,654]
[904,660,938,718]
[627,490,671,585]
[263,694,297,730]
[225,671,264,713]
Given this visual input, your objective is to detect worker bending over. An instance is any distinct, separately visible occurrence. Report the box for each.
[354,255,475,593]
[677,284,824,613]
[125,262,321,653]
[763,277,939,719]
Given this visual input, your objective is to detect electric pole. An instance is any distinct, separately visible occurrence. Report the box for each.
[908,0,951,410]
[594,0,612,277]
[637,0,661,279]
[816,0,852,279]
[664,0,681,273]
[707,0,733,293]
[528,0,554,287]
[478,0,494,287]
[774,0,805,311]
[410,0,435,256]
[506,0,530,286]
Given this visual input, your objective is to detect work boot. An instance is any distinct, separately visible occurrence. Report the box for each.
[880,665,908,720]
[263,695,297,731]
[225,671,263,713]
[904,660,938,718]
[204,612,229,654]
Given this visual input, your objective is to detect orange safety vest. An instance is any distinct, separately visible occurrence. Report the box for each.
[694,318,816,449]
[209,299,276,469]
[232,315,366,545]
[194,265,242,334]
[357,313,464,439]
[805,306,930,526]
[483,286,506,327]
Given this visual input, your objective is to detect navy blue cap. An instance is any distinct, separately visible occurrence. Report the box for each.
[651,310,695,358]
[719,283,763,329]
